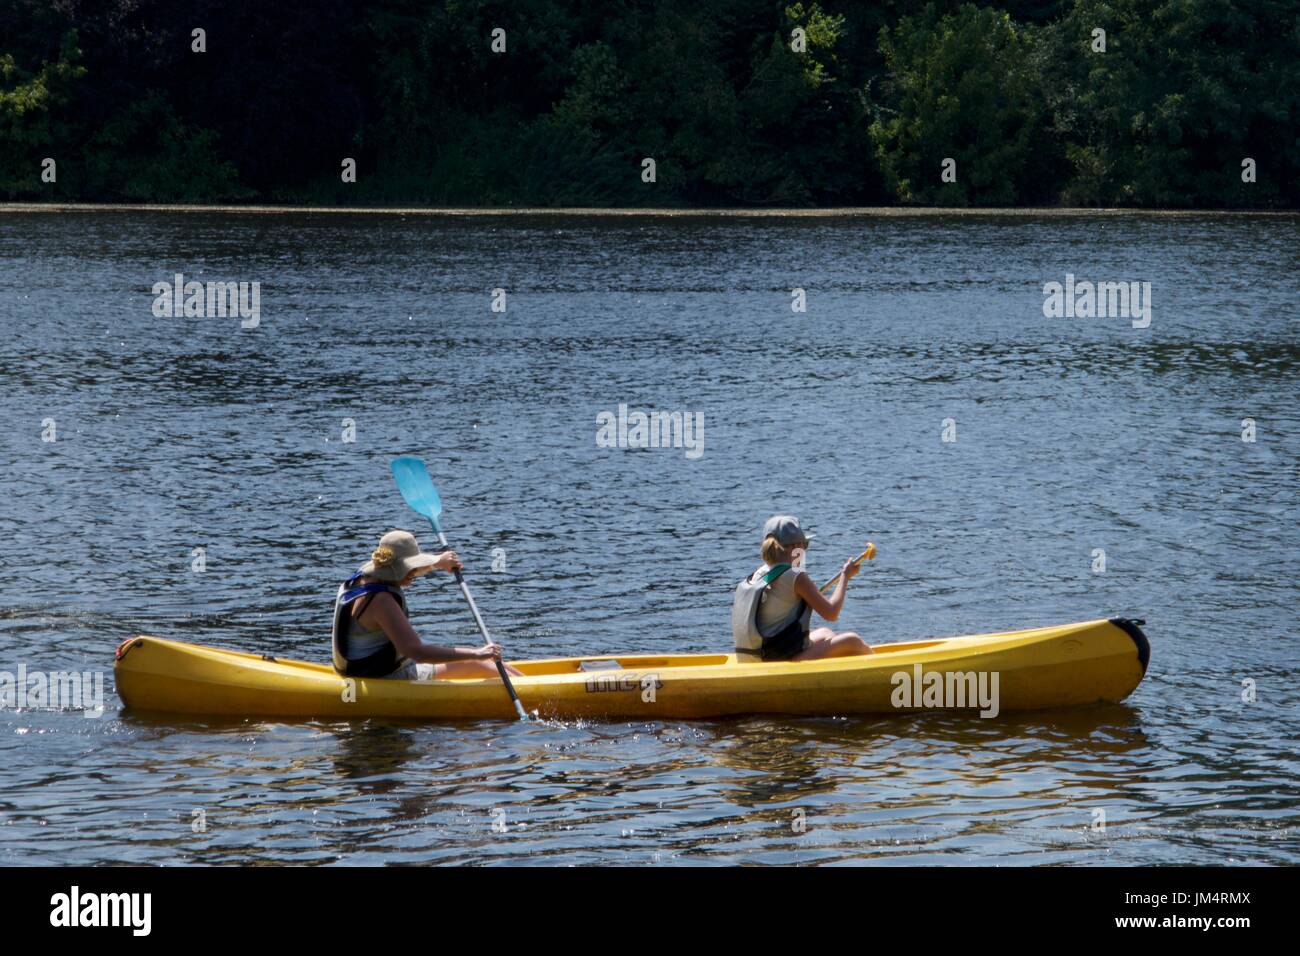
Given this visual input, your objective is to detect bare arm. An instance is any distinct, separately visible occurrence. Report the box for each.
[366,592,492,664]
[794,556,861,622]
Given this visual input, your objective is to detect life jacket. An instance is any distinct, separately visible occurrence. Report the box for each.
[731,563,811,660]
[331,572,411,677]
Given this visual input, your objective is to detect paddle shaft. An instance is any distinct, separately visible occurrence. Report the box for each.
[819,546,876,594]
[429,525,528,720]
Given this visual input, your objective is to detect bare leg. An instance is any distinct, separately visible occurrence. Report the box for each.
[793,630,873,660]
[434,660,524,679]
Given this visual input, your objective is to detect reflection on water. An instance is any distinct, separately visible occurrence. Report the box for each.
[1,210,1297,864]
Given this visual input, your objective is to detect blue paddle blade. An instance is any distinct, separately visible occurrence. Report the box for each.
[390,457,443,527]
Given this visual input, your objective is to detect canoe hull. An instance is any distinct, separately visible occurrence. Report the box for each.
[113,618,1148,720]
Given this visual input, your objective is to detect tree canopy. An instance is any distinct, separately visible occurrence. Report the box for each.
[1,0,1294,206]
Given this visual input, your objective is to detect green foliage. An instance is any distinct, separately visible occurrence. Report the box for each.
[80,92,250,203]
[0,27,245,201]
[0,1,1294,207]
[870,4,1061,204]
[0,31,85,196]
[1043,0,1300,207]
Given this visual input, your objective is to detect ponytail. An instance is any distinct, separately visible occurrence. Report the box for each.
[761,534,789,566]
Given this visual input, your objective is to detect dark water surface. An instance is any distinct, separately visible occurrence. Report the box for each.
[1,210,1296,865]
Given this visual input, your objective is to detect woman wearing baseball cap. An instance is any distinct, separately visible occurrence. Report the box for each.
[331,530,522,680]
[731,515,873,662]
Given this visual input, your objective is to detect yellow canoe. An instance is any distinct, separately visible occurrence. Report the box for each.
[113,618,1149,720]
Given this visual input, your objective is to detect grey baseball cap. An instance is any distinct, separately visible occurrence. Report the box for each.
[763,515,815,548]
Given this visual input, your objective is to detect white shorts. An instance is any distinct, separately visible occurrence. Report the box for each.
[389,661,435,681]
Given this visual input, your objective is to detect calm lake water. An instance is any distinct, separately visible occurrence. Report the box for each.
[0,209,1296,865]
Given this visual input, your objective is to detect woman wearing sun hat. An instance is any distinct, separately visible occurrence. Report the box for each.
[331,530,522,680]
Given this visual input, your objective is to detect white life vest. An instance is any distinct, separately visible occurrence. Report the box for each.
[731,563,810,658]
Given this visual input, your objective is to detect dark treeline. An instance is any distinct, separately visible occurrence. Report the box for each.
[1,0,1295,207]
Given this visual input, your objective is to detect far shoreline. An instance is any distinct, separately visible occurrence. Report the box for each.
[2,202,1295,218]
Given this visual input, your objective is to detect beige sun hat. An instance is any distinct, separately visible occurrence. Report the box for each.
[360,530,439,582]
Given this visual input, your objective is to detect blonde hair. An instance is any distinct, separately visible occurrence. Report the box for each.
[761,534,791,566]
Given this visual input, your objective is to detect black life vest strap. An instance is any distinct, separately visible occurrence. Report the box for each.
[332,573,410,677]
[741,565,810,659]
